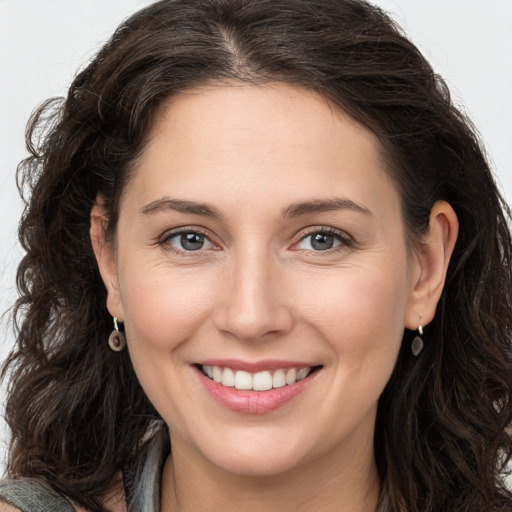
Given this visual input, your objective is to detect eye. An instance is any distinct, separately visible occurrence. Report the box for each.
[295,229,350,252]
[164,231,215,252]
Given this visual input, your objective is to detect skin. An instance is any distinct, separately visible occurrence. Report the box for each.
[91,83,458,512]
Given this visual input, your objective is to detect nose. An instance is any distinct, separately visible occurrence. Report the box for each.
[213,249,294,342]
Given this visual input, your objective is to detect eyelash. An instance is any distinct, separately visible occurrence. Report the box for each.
[157,226,353,255]
[158,227,217,256]
[293,226,354,254]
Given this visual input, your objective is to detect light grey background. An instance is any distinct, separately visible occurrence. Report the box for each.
[1,0,511,469]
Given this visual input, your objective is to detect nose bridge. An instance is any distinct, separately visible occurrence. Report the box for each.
[215,242,292,341]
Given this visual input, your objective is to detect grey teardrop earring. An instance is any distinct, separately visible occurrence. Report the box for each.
[411,325,424,357]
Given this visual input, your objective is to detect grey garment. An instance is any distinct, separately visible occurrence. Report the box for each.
[0,478,75,511]
[0,431,169,512]
[124,429,169,512]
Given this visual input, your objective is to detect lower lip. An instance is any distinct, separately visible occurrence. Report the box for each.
[196,367,318,414]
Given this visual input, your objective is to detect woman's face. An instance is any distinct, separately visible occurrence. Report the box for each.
[100,83,423,476]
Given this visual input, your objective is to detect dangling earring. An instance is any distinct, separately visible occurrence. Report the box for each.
[108,317,126,352]
[411,325,424,356]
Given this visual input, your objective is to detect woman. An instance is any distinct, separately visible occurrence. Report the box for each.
[1,0,511,511]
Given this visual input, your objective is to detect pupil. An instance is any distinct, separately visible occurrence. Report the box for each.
[181,233,204,250]
[311,233,334,250]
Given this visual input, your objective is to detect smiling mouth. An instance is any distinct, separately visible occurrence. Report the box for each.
[198,364,321,391]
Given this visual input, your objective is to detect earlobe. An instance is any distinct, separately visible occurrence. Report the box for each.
[405,200,459,330]
[90,199,124,321]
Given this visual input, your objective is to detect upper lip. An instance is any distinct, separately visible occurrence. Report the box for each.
[195,359,317,373]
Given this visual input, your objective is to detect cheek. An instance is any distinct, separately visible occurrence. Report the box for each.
[300,260,408,335]
[297,261,409,428]
[115,261,221,428]
[294,256,409,381]
[117,259,219,350]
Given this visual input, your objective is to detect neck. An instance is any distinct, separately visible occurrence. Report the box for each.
[160,428,380,512]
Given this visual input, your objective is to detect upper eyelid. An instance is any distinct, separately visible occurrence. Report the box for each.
[295,225,353,241]
[159,226,214,242]
[292,227,355,252]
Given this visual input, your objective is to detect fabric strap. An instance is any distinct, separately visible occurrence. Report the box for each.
[124,428,169,512]
[0,478,75,512]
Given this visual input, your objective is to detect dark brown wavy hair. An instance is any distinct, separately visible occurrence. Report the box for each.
[3,0,512,510]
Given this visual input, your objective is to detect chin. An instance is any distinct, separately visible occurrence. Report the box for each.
[195,431,312,478]
[213,452,305,478]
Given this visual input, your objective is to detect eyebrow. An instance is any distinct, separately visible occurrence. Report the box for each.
[140,196,372,219]
[140,198,223,219]
[281,198,373,218]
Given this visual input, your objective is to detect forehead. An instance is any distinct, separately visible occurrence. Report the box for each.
[124,82,399,216]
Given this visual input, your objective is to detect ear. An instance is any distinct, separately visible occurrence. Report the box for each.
[405,200,459,330]
[90,198,125,321]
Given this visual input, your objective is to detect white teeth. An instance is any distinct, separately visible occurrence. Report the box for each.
[253,371,273,391]
[297,368,311,381]
[201,365,315,390]
[285,368,297,385]
[234,370,253,390]
[212,366,222,383]
[221,367,235,387]
[272,369,286,388]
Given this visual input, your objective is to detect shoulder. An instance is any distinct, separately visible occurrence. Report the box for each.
[0,477,75,512]
[0,477,124,512]
[0,503,99,512]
